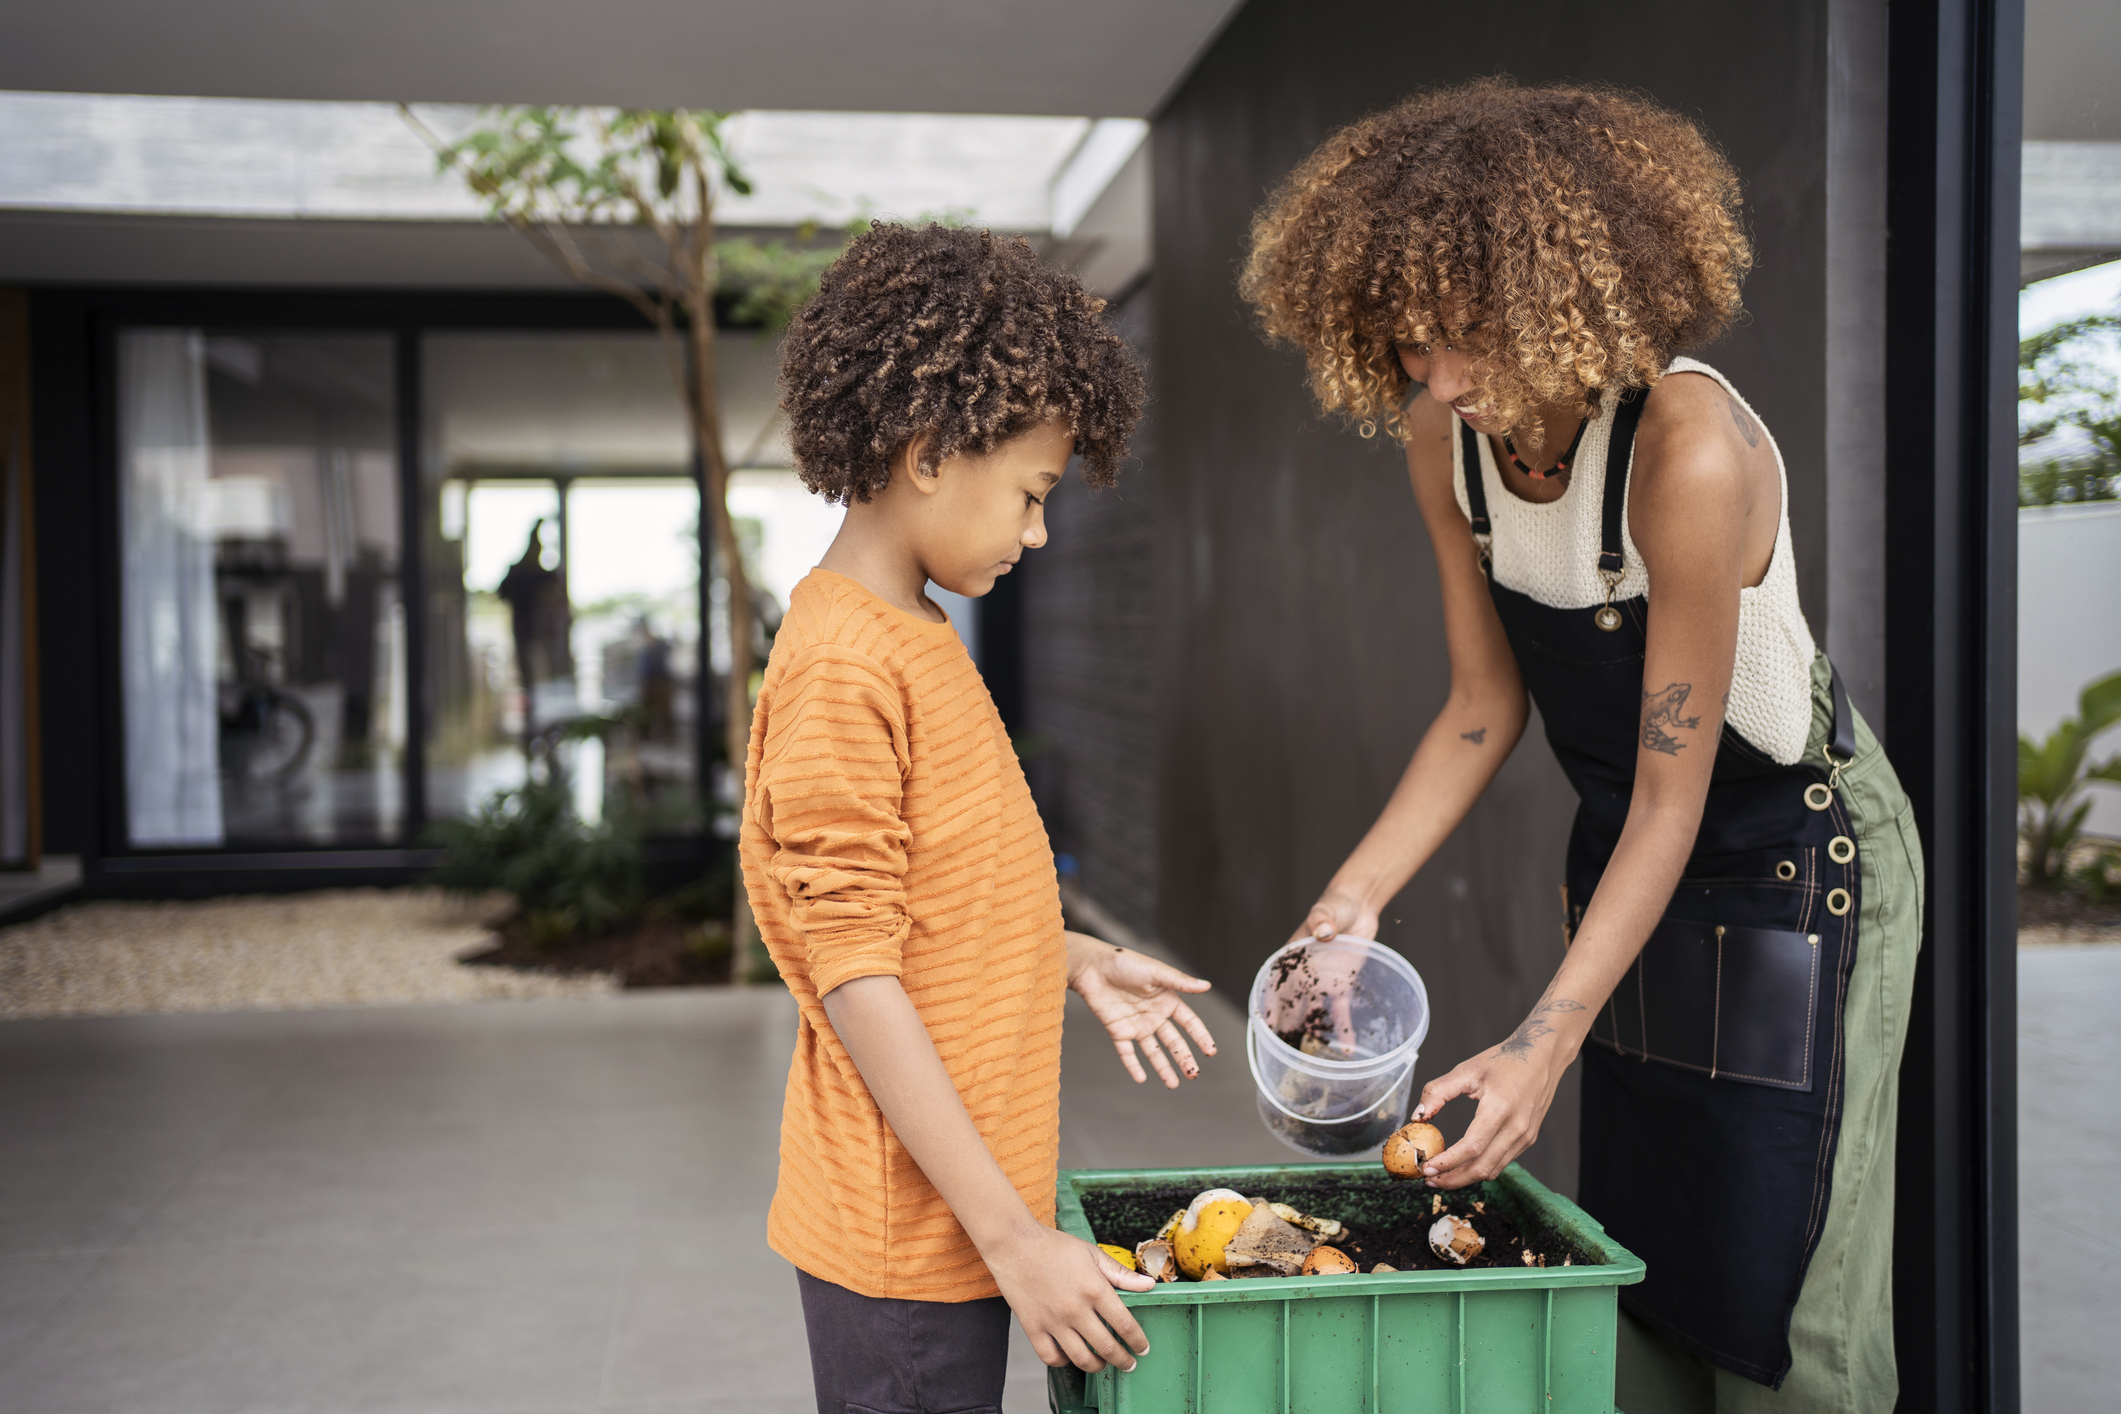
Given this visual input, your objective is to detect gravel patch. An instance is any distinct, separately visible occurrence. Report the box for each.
[2021,923,2121,947]
[0,888,618,1019]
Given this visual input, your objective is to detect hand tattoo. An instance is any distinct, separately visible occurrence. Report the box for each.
[1641,682,1701,756]
[1727,393,1761,448]
[1460,728,1487,744]
[1498,985,1586,1059]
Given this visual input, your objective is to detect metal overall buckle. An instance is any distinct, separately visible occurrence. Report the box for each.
[1593,568,1624,632]
[1804,750,1848,812]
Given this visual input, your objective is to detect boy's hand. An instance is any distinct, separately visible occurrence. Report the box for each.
[988,1222,1154,1372]
[1065,932,1217,1087]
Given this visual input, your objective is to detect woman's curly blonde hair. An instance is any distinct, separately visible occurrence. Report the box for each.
[1240,78,1751,448]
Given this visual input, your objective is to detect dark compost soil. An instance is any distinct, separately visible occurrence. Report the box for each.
[459,915,734,988]
[1081,1177,1594,1275]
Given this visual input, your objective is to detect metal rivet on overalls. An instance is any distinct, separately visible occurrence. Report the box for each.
[1826,888,1852,917]
[1807,934,1820,946]
[1775,860,1796,881]
[1804,782,1834,811]
[1828,836,1856,865]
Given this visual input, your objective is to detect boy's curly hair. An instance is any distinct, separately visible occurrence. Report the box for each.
[1240,79,1751,449]
[778,223,1146,503]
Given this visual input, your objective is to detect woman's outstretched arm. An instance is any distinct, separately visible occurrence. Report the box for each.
[1413,372,1763,1188]
[1297,391,1530,943]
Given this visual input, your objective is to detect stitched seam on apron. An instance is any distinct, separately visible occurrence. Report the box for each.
[1799,790,1859,1258]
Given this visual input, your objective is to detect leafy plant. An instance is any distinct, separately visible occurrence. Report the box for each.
[426,773,645,947]
[2019,669,2121,888]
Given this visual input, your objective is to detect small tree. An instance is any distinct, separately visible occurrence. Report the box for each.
[2019,309,2121,506]
[407,104,811,976]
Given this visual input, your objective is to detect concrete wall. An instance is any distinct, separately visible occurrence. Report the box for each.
[2019,502,2121,835]
[1142,0,1847,1194]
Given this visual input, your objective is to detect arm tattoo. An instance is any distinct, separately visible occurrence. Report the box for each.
[1640,682,1702,756]
[1498,984,1587,1059]
[1726,393,1761,448]
[1459,728,1487,744]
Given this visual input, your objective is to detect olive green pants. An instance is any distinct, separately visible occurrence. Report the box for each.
[1616,657,1924,1414]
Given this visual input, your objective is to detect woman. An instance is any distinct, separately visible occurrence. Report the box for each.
[1241,80,1921,1412]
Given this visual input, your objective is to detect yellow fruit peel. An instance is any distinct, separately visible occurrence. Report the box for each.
[1098,1243,1138,1271]
[1173,1188,1252,1278]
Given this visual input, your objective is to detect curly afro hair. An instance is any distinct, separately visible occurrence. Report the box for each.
[778,223,1146,504]
[1240,78,1751,449]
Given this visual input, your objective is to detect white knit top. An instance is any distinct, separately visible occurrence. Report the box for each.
[1451,357,1818,765]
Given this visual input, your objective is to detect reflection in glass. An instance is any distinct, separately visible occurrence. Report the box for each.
[422,332,700,828]
[116,330,403,847]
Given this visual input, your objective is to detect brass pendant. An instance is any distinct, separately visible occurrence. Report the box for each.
[1594,605,1623,632]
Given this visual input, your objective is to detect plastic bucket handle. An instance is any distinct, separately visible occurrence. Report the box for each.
[1246,1023,1417,1126]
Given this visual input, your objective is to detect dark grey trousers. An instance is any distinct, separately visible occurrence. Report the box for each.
[796,1269,1013,1414]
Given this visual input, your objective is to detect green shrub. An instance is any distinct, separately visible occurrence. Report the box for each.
[426,773,645,947]
[2019,669,2121,889]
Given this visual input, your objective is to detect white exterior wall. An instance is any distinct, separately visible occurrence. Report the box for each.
[2020,501,2121,834]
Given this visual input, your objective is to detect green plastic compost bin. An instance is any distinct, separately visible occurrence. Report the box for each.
[1051,1161,1644,1414]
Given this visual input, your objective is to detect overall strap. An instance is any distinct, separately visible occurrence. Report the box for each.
[1459,417,1492,569]
[1600,388,1649,578]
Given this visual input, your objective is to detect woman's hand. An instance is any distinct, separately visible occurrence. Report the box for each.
[1065,932,1217,1087]
[1292,886,1379,944]
[1408,986,1588,1188]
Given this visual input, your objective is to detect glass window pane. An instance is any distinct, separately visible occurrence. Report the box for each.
[421,332,700,828]
[116,329,402,848]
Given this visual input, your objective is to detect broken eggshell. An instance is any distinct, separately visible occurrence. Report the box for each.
[1133,1239,1178,1282]
[1428,1213,1485,1265]
[1383,1121,1448,1179]
[1301,1244,1359,1276]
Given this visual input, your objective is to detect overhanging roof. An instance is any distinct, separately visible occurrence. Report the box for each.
[0,0,1244,119]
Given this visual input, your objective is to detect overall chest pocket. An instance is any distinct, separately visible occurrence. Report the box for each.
[1590,918,1822,1090]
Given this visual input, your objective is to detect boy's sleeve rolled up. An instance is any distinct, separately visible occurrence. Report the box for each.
[759,647,913,996]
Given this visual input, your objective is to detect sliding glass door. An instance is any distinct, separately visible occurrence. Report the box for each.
[115,329,402,848]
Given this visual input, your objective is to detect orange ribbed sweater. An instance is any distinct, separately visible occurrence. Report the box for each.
[742,568,1067,1302]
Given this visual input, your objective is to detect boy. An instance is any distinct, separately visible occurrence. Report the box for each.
[745,224,1219,1414]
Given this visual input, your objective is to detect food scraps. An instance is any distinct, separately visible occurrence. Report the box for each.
[1221,1201,1315,1277]
[1099,1243,1138,1271]
[1134,1239,1178,1282]
[1383,1121,1448,1179]
[1173,1189,1252,1278]
[1301,1245,1359,1275]
[1429,1213,1485,1265]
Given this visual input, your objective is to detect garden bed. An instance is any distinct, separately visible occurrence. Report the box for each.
[459,915,738,988]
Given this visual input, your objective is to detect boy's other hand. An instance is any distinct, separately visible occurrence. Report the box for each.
[1064,932,1217,1087]
[990,1223,1154,1372]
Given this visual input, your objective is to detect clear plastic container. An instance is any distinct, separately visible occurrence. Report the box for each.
[1246,935,1430,1157]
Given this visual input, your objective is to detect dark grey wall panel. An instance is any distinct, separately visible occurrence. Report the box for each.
[1019,287,1161,940]
[1149,0,1834,1194]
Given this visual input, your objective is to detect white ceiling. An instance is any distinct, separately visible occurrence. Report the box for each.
[0,95,1105,231]
[0,0,1244,119]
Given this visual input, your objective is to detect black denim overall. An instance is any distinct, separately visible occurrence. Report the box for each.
[1460,395,1862,1387]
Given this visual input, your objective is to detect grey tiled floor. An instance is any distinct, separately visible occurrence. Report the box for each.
[0,970,1312,1414]
[2018,944,2121,1414]
[5,947,2102,1413]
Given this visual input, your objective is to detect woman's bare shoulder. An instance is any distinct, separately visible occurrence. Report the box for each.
[1636,370,1760,464]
